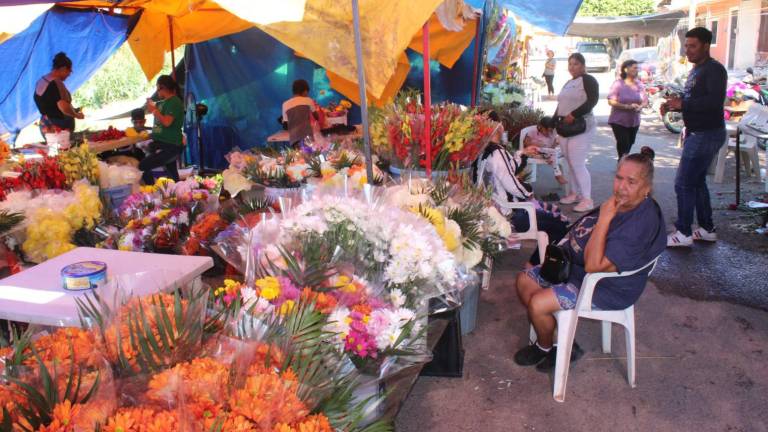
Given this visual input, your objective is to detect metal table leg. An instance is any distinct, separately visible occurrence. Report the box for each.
[735,128,741,205]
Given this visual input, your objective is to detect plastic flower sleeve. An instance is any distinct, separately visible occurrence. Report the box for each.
[76,272,208,377]
[0,326,118,431]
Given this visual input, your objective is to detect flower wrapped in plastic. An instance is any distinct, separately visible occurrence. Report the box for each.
[0,326,117,431]
[369,90,501,172]
[75,276,208,377]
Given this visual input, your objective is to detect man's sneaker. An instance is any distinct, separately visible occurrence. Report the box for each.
[692,227,717,242]
[667,230,693,247]
[535,342,585,372]
[559,193,580,205]
[573,199,594,213]
[514,344,551,366]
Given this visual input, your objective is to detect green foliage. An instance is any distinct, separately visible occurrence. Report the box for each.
[72,45,152,110]
[578,0,655,17]
[72,46,181,110]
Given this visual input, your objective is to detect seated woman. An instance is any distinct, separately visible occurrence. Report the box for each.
[472,111,570,266]
[139,75,185,185]
[521,116,567,185]
[513,147,666,372]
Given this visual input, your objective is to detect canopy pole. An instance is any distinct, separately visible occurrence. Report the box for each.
[422,22,432,177]
[471,17,480,107]
[352,0,374,184]
[168,16,176,79]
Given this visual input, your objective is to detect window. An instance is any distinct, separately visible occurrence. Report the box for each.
[760,5,768,52]
[710,20,719,45]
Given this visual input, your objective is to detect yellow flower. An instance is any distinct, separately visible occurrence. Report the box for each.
[255,276,281,300]
[279,300,295,316]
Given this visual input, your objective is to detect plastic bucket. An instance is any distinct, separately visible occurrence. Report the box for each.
[459,280,480,335]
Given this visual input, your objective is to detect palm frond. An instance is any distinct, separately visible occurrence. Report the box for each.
[428,181,452,206]
[0,210,24,235]
[333,152,359,171]
[446,203,485,250]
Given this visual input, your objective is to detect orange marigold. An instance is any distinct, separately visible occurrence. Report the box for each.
[102,407,163,432]
[37,400,81,432]
[273,414,333,432]
[146,357,229,406]
[229,373,308,429]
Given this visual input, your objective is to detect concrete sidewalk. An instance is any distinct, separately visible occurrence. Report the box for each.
[395,99,768,432]
[396,249,768,432]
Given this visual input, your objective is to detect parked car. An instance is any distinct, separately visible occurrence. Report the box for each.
[614,47,660,82]
[575,42,611,72]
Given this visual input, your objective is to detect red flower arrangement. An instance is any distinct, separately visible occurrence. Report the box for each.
[15,152,67,190]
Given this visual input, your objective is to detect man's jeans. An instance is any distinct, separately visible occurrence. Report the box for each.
[674,128,726,236]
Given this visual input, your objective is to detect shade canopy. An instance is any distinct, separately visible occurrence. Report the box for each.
[567,11,687,38]
[0,6,129,135]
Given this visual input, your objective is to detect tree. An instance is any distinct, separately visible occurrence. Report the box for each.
[577,0,656,17]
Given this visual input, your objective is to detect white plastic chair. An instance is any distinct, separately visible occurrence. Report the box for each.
[474,153,549,264]
[714,105,767,183]
[528,255,661,402]
[502,201,548,264]
[519,126,568,190]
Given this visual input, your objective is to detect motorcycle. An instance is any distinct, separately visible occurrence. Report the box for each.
[659,82,685,134]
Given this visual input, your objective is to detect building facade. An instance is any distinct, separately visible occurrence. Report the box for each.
[665,0,768,70]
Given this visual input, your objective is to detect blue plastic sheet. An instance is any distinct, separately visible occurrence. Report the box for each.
[0,6,129,138]
[184,26,477,170]
[465,0,583,36]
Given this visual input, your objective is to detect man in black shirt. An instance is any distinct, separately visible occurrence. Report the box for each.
[34,52,83,152]
[665,27,727,248]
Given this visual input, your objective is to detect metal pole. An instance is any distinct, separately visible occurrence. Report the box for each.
[470,18,480,107]
[688,0,697,30]
[168,16,176,79]
[352,0,374,184]
[423,22,432,177]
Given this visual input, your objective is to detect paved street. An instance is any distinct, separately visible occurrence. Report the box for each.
[396,86,768,431]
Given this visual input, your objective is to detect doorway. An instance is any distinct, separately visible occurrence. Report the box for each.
[728,8,738,69]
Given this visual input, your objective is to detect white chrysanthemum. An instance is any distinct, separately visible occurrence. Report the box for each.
[324,307,351,345]
[456,244,484,269]
[486,205,512,237]
[389,289,406,308]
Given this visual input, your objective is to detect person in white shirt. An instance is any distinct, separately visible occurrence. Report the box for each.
[473,111,570,266]
[521,117,567,185]
[281,79,318,147]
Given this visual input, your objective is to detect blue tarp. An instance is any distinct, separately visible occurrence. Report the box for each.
[466,0,583,36]
[184,26,477,170]
[0,6,129,137]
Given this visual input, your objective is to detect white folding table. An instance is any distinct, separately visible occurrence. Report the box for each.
[0,247,213,327]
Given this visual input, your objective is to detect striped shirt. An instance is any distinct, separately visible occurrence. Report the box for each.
[474,143,532,215]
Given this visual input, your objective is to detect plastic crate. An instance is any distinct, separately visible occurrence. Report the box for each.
[100,184,133,212]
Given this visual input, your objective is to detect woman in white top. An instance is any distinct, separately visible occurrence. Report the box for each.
[473,111,570,265]
[556,53,599,212]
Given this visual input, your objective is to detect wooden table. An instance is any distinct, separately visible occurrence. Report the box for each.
[0,247,213,327]
[267,125,363,143]
[87,136,146,154]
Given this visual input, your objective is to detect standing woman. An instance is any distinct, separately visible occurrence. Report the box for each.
[608,60,646,160]
[543,50,556,97]
[34,52,83,152]
[139,75,185,185]
[557,53,599,213]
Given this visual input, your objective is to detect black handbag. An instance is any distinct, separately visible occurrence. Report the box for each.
[538,207,599,284]
[554,115,586,138]
[539,244,572,284]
